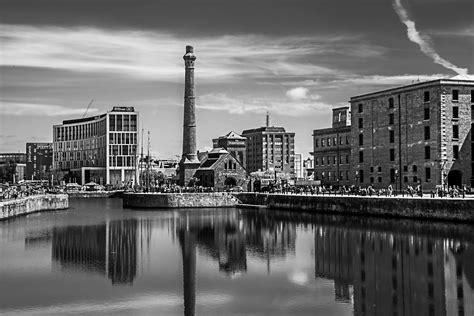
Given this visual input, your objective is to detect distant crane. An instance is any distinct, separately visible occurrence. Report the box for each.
[82,99,94,118]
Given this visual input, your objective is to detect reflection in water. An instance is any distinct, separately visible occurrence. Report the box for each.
[313,221,474,316]
[44,208,473,316]
[52,219,144,285]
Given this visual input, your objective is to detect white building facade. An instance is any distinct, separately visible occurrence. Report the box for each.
[53,107,139,185]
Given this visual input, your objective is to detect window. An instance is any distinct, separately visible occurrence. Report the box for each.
[424,91,430,103]
[358,103,363,113]
[389,113,394,125]
[424,126,430,140]
[315,139,319,147]
[359,170,364,183]
[453,106,459,119]
[378,166,382,172]
[359,133,364,146]
[370,177,374,183]
[413,165,418,172]
[453,145,459,159]
[414,176,418,183]
[358,118,363,129]
[321,139,325,147]
[359,150,364,163]
[471,90,474,102]
[453,125,459,139]
[370,166,374,173]
[390,148,395,161]
[378,176,382,183]
[403,165,408,172]
[389,130,395,143]
[327,137,331,146]
[390,168,396,183]
[389,97,394,108]
[404,176,408,183]
[452,89,459,101]
[315,158,319,165]
[321,157,325,165]
[425,146,431,159]
[346,155,349,164]
[424,108,430,120]
[425,167,431,182]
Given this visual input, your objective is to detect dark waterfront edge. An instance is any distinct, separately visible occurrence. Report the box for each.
[234,193,474,223]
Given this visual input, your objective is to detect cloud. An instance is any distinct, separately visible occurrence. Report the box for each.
[286,87,309,100]
[273,73,450,87]
[0,24,384,83]
[0,101,99,117]
[197,92,332,116]
[392,0,468,75]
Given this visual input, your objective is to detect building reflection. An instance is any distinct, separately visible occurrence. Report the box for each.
[173,209,297,315]
[51,219,145,285]
[314,224,474,316]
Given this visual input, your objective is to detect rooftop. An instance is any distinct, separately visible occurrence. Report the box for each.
[351,75,474,101]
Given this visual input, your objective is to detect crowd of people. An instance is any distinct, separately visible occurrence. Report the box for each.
[256,183,470,198]
[0,183,49,201]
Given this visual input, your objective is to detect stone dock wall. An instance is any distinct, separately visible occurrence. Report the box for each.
[0,194,69,220]
[123,192,240,208]
[68,191,123,198]
[234,193,474,222]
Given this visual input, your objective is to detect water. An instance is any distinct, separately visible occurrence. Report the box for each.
[0,199,473,315]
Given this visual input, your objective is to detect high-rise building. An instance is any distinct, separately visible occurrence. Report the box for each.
[53,106,139,185]
[350,76,474,190]
[212,131,247,169]
[26,143,53,180]
[312,107,352,187]
[242,123,295,176]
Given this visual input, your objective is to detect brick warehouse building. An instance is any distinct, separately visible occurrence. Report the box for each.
[350,75,474,191]
[312,107,352,187]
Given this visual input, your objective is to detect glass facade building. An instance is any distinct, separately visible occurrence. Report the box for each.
[53,107,139,185]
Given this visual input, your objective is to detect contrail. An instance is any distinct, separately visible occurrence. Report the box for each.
[393,0,468,75]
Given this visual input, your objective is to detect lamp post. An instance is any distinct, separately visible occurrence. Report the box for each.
[395,169,399,196]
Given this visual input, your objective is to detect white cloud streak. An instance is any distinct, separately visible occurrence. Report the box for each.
[392,0,468,75]
[0,101,99,116]
[0,24,384,82]
[198,92,332,117]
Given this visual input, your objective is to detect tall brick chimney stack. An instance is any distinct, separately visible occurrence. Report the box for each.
[179,45,201,186]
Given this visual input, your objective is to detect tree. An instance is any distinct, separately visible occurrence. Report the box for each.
[0,160,17,184]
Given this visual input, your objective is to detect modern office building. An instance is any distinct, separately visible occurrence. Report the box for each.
[242,120,295,176]
[350,75,474,191]
[26,143,53,180]
[212,131,247,169]
[53,106,139,185]
[312,107,352,187]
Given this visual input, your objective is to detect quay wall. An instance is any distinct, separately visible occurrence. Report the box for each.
[234,193,474,222]
[68,191,123,198]
[123,192,240,208]
[0,194,69,220]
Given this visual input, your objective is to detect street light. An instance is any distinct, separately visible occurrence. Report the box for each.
[395,169,399,196]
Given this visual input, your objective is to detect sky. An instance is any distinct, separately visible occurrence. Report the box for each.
[1,0,473,159]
